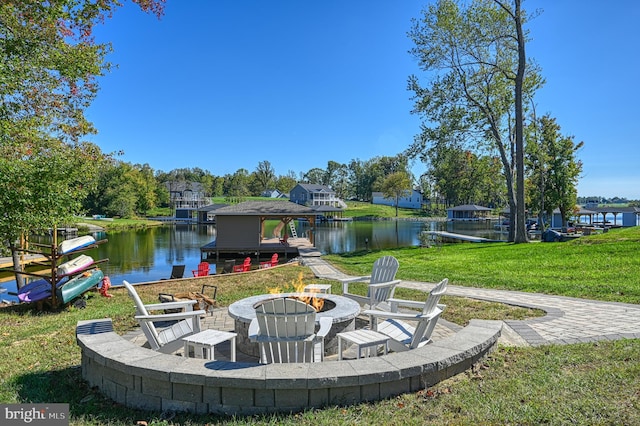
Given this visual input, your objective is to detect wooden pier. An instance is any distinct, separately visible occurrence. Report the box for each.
[0,254,49,269]
[423,231,500,243]
[200,237,317,261]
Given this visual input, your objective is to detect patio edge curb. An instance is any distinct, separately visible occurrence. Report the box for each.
[76,318,501,415]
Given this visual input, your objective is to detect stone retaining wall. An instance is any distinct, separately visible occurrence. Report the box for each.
[76,318,501,415]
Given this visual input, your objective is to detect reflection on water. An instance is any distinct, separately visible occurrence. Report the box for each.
[0,219,507,301]
[311,220,428,253]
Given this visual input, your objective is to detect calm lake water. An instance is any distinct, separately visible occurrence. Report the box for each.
[0,219,506,302]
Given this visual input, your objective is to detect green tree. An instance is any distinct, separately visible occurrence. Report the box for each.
[347,159,370,201]
[332,163,350,201]
[94,161,139,218]
[210,176,225,198]
[422,139,504,207]
[251,161,276,195]
[381,172,413,217]
[302,167,326,185]
[407,0,542,242]
[345,155,409,202]
[132,163,159,213]
[224,169,250,197]
[425,142,468,205]
[275,171,297,194]
[0,1,163,280]
[527,115,583,227]
[0,140,105,246]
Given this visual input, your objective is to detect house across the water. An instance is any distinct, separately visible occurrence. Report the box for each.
[289,183,347,208]
[165,181,211,221]
[371,189,423,209]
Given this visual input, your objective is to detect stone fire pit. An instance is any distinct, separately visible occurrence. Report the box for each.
[228,292,361,357]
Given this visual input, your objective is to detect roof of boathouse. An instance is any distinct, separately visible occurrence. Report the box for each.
[447,204,492,211]
[213,201,316,216]
[312,204,344,213]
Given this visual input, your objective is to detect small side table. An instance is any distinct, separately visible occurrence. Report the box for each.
[182,329,237,362]
[304,284,332,294]
[337,329,390,360]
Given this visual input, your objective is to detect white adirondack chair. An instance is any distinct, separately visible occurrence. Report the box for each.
[123,280,205,354]
[363,278,448,352]
[248,297,332,363]
[340,255,400,310]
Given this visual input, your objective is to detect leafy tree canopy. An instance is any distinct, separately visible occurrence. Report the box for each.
[0,0,164,248]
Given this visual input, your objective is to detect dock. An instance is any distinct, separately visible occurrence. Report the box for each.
[0,254,49,269]
[200,237,317,261]
[422,231,499,243]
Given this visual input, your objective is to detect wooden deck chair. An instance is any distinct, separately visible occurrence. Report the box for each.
[192,261,210,277]
[169,264,185,279]
[233,257,251,273]
[248,297,332,363]
[340,255,400,310]
[363,278,448,352]
[259,253,279,269]
[123,280,205,354]
[222,259,235,274]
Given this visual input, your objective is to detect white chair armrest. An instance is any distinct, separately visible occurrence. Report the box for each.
[252,334,315,343]
[387,297,425,311]
[144,300,197,312]
[316,317,333,338]
[364,308,442,321]
[340,276,371,294]
[135,309,205,322]
[363,307,443,330]
[368,279,400,288]
[339,275,371,284]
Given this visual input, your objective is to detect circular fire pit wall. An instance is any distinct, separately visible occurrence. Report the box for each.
[228,293,361,357]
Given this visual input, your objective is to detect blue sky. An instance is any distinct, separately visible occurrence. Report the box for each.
[87,1,640,200]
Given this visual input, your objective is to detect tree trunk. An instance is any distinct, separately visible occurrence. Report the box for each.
[513,0,528,243]
[507,186,516,242]
[11,244,25,290]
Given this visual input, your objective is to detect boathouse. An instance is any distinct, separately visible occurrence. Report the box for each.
[589,206,640,227]
[200,201,318,261]
[447,204,492,220]
[551,207,597,228]
[196,203,228,224]
[551,206,640,228]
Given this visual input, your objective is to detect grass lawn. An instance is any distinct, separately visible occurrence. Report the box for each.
[325,226,640,304]
[341,201,436,219]
[1,228,639,425]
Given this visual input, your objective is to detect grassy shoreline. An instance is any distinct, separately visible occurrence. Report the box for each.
[1,228,638,424]
[76,217,165,232]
